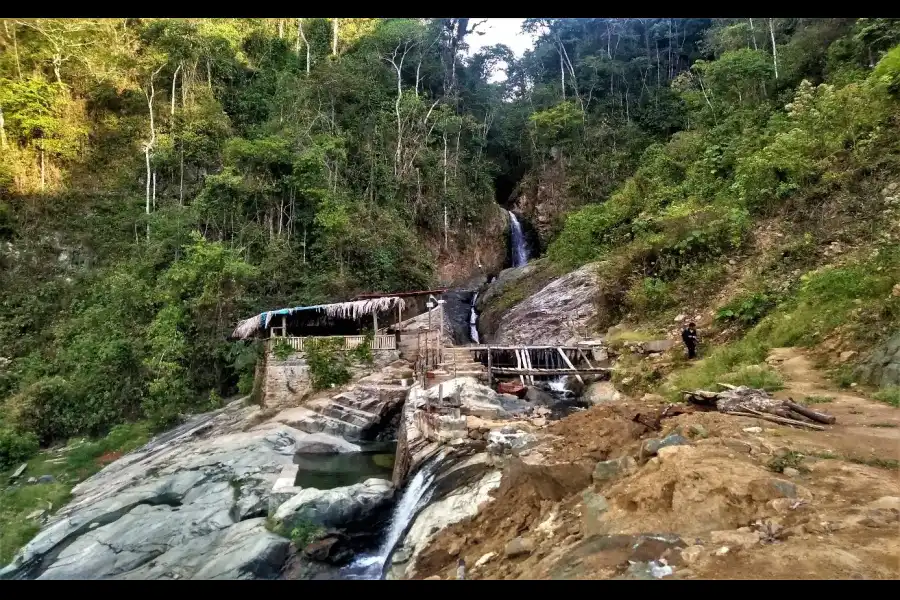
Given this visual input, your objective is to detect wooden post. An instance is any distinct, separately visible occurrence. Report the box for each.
[487,346,493,388]
[557,347,584,384]
[373,311,378,334]
[515,349,525,385]
[281,315,287,338]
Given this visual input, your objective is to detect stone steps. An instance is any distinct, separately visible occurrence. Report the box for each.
[278,406,364,439]
[320,403,381,427]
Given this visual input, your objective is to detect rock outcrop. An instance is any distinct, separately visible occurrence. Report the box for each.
[0,400,302,580]
[489,262,601,345]
[856,331,900,387]
[274,478,394,530]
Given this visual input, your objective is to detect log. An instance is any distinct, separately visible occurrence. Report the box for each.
[785,399,836,425]
[557,346,584,384]
[726,409,827,431]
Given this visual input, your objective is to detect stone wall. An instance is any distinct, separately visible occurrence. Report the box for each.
[263,352,312,407]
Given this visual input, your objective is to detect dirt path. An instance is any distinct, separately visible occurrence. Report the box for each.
[768,347,900,463]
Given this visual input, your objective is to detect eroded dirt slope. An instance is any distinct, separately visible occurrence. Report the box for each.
[413,347,900,580]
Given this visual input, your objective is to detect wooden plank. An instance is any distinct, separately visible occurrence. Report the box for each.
[487,345,493,387]
[557,347,584,384]
[490,367,611,375]
[577,347,595,369]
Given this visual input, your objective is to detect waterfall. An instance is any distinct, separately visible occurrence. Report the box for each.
[469,292,480,344]
[344,455,443,579]
[508,210,530,268]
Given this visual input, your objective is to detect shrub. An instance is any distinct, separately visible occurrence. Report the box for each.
[0,428,39,468]
[271,338,294,361]
[305,337,353,390]
[626,277,673,315]
[716,292,777,326]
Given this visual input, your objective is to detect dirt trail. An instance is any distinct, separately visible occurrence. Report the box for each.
[412,347,900,581]
[768,347,900,461]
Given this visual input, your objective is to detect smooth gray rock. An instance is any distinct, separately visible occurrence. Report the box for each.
[642,434,689,457]
[490,262,601,346]
[293,433,361,455]
[0,399,307,580]
[274,478,394,530]
[592,456,637,484]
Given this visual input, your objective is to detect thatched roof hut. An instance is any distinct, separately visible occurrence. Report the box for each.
[231,296,407,340]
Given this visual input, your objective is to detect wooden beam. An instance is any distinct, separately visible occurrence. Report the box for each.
[487,345,493,388]
[490,367,612,375]
[577,347,595,369]
[515,349,525,385]
[557,347,584,384]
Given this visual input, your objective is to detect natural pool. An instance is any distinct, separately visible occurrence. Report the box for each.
[293,441,397,489]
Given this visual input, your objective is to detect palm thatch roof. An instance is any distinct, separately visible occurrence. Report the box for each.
[231,296,406,340]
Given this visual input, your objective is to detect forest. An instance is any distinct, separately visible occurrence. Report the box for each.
[1,17,899,463]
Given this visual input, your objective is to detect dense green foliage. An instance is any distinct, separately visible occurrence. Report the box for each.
[305,332,373,390]
[0,18,508,446]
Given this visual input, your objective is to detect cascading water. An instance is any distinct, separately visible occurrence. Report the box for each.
[469,292,480,344]
[508,210,530,268]
[344,455,443,580]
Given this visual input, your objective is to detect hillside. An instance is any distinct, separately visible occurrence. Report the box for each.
[2,17,900,578]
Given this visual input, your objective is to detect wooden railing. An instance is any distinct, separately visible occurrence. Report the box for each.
[271,335,396,353]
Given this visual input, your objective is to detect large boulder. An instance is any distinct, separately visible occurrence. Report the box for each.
[490,262,601,346]
[273,478,394,530]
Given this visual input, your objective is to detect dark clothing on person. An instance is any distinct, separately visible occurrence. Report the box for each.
[681,327,699,359]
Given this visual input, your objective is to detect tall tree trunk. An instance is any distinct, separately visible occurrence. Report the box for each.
[145,147,151,239]
[332,18,339,56]
[298,19,310,74]
[749,18,759,50]
[560,50,566,100]
[171,63,182,117]
[9,21,22,80]
[152,171,156,211]
[768,18,779,79]
[278,19,284,38]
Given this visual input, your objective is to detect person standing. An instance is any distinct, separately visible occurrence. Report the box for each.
[681,322,699,359]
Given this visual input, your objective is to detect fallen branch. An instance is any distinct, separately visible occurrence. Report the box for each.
[785,399,836,425]
[726,409,827,431]
[684,385,836,428]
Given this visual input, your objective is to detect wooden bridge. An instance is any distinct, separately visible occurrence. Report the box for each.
[421,344,609,388]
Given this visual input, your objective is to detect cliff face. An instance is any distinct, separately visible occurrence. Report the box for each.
[434,204,510,287]
[511,158,574,250]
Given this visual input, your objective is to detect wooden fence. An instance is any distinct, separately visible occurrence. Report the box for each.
[272,335,396,353]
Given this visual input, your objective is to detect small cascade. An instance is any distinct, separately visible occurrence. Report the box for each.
[508,210,530,268]
[344,454,443,579]
[469,292,480,344]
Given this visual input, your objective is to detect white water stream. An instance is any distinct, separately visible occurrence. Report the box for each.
[469,292,480,344]
[508,210,530,268]
[345,454,443,579]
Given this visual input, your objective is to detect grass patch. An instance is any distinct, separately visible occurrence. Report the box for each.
[810,450,838,460]
[873,386,900,408]
[722,364,784,391]
[849,456,900,470]
[803,395,834,404]
[606,328,663,344]
[868,422,898,428]
[0,421,151,565]
[767,450,805,473]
